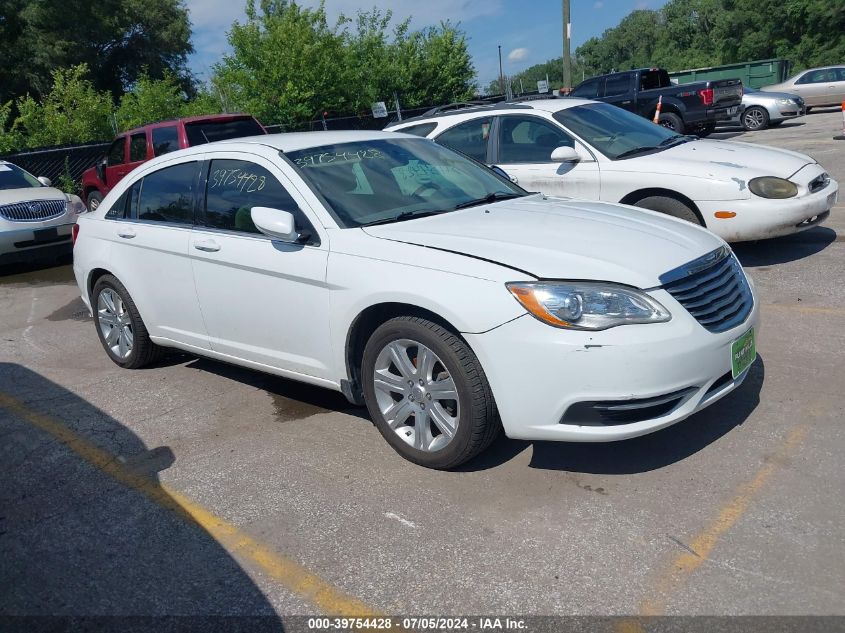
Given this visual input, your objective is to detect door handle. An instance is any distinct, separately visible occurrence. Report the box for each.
[621,100,632,105]
[192,238,221,252]
[116,227,136,239]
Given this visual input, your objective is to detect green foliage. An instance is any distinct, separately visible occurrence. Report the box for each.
[0,101,24,154]
[13,65,114,149]
[212,0,476,127]
[2,0,193,105]
[56,157,79,195]
[575,0,845,77]
[116,72,189,131]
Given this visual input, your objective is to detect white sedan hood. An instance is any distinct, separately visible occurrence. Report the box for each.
[0,186,68,205]
[362,195,723,288]
[614,139,815,181]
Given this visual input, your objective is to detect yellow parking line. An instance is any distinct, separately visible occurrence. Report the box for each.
[763,303,845,316]
[0,391,378,617]
[642,425,808,617]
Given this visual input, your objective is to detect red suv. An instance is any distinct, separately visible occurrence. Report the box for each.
[81,114,267,211]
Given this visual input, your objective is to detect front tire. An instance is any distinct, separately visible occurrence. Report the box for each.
[92,274,162,369]
[633,195,702,225]
[742,106,770,131]
[361,316,500,469]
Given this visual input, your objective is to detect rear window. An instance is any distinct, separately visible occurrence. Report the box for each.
[640,70,671,91]
[395,123,437,137]
[184,118,265,146]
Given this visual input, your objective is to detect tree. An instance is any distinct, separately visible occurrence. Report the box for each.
[4,0,193,104]
[116,72,189,131]
[12,65,114,149]
[212,0,476,127]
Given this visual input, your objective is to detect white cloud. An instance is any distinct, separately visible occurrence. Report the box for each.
[507,47,529,63]
[593,1,604,8]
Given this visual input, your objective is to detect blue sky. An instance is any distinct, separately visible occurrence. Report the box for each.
[186,0,668,88]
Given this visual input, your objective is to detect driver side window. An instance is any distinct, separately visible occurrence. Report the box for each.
[107,137,126,166]
[496,116,574,164]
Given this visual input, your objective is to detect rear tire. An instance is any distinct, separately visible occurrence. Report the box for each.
[658,112,685,134]
[633,195,702,226]
[92,274,162,369]
[742,106,770,131]
[361,316,500,469]
[87,191,103,212]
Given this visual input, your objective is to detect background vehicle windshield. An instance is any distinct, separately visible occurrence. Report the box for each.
[287,138,525,227]
[0,162,42,190]
[553,103,681,160]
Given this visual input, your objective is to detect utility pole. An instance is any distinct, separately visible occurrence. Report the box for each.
[498,45,505,96]
[562,0,571,93]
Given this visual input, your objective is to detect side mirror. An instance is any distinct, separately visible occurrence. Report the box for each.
[96,157,106,183]
[37,176,52,187]
[550,146,580,162]
[251,206,299,242]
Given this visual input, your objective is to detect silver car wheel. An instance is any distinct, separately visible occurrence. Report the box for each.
[372,338,460,452]
[743,107,767,130]
[97,288,133,359]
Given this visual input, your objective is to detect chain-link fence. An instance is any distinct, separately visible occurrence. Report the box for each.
[0,142,110,193]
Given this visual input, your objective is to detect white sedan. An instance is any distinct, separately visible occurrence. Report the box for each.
[0,161,86,263]
[388,99,838,242]
[73,131,759,469]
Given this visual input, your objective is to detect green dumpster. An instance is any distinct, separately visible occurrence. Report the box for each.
[668,59,792,89]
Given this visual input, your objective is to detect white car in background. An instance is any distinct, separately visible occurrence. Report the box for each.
[73,131,759,469]
[387,99,838,242]
[0,160,85,264]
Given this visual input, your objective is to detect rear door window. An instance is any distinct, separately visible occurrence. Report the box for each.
[605,74,632,96]
[137,162,197,225]
[434,118,492,162]
[152,126,180,156]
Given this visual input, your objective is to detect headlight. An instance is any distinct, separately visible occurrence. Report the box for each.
[506,281,671,331]
[66,194,86,214]
[776,98,793,105]
[748,177,798,199]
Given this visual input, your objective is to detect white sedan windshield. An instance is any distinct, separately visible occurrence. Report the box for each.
[553,103,686,160]
[287,138,525,227]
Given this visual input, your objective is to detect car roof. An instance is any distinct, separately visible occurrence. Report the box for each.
[386,98,597,128]
[120,113,259,136]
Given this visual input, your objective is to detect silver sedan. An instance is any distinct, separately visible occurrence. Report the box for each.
[729,87,805,131]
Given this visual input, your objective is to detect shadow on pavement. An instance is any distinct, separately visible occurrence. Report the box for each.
[733,226,837,266]
[462,356,764,474]
[0,362,283,632]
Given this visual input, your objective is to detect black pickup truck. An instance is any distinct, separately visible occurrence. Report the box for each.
[569,68,743,136]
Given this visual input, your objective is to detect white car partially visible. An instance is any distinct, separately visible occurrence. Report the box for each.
[73,131,759,469]
[388,99,838,242]
[0,160,85,264]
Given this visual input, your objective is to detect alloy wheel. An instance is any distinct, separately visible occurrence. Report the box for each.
[372,339,460,452]
[97,288,134,359]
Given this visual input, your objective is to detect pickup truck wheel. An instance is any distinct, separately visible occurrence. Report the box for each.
[658,112,685,134]
[92,275,163,369]
[742,106,769,131]
[362,316,500,469]
[87,191,103,212]
[633,195,702,226]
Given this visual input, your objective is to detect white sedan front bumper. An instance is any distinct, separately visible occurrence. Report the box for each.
[698,178,837,242]
[465,290,760,442]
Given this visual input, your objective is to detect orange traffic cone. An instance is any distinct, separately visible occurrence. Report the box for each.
[835,101,845,140]
[653,95,663,125]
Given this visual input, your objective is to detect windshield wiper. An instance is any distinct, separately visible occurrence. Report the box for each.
[615,145,660,159]
[359,209,448,227]
[453,191,524,210]
[659,135,695,147]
